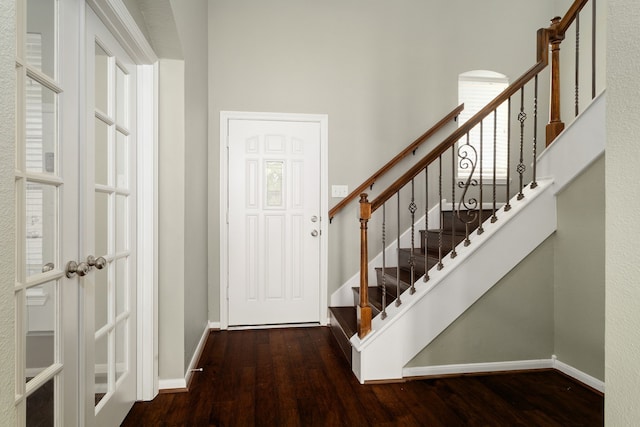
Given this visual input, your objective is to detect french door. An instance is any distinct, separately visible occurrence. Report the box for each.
[14,1,138,425]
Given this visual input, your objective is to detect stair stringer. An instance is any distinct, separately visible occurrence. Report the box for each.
[350,180,557,383]
[349,91,606,384]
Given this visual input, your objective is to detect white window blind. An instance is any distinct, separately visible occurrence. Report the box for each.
[457,71,509,181]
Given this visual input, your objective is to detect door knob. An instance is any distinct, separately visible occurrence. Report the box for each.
[311,215,318,223]
[87,255,107,270]
[311,230,319,237]
[66,260,90,278]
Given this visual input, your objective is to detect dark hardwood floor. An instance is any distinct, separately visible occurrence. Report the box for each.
[122,327,603,426]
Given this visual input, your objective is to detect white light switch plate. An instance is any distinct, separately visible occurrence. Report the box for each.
[331,185,349,198]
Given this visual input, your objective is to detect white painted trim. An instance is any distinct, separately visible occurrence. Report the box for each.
[136,63,159,401]
[403,357,605,394]
[403,359,553,378]
[86,0,157,64]
[208,321,221,330]
[183,324,211,388]
[158,323,211,391]
[219,111,329,329]
[158,378,187,390]
[228,322,321,331]
[88,0,160,403]
[552,355,605,393]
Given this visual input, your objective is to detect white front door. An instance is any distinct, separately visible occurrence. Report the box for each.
[84,6,137,425]
[227,116,324,326]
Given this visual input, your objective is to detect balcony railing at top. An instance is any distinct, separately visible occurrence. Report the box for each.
[355,0,598,339]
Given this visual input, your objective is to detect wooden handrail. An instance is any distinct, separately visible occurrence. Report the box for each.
[557,0,590,35]
[328,104,463,222]
[372,56,550,212]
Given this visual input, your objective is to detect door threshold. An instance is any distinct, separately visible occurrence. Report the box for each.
[227,322,322,331]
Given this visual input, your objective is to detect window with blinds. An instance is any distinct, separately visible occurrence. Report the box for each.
[457,70,509,181]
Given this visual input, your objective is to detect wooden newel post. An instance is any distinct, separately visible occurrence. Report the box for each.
[358,193,372,339]
[546,16,565,146]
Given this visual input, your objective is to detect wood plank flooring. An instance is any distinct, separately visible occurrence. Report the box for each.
[122,327,603,426]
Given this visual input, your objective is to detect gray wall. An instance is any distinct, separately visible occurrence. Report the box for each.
[0,0,16,424]
[169,0,210,373]
[554,155,604,379]
[207,0,557,322]
[407,156,605,381]
[606,0,640,422]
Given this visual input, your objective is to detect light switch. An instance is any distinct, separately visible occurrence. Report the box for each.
[331,185,349,198]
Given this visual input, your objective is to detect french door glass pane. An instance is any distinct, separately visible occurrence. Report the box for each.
[95,259,109,332]
[115,320,126,382]
[116,131,127,188]
[25,77,57,175]
[95,191,109,258]
[94,43,109,115]
[26,0,56,78]
[25,280,56,384]
[115,195,127,253]
[95,117,109,186]
[116,65,127,127]
[25,182,57,278]
[26,377,55,427]
[115,257,126,316]
[95,332,108,407]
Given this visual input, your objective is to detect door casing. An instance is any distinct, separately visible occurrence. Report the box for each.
[219,111,329,329]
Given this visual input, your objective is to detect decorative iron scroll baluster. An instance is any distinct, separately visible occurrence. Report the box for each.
[477,121,484,235]
[575,13,580,117]
[505,98,512,212]
[592,0,596,99]
[424,166,429,282]
[408,179,416,294]
[456,133,478,247]
[450,146,457,259]
[381,203,387,319]
[437,157,443,270]
[396,192,402,306]
[491,110,498,223]
[532,75,539,189]
[517,87,527,200]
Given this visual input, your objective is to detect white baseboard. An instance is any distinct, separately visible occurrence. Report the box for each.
[552,355,605,393]
[403,357,605,394]
[403,359,553,378]
[158,378,187,390]
[159,323,212,391]
[209,321,221,330]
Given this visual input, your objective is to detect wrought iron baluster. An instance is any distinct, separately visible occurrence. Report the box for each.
[491,110,498,223]
[450,146,457,258]
[505,98,512,212]
[424,166,429,282]
[408,179,417,294]
[517,87,526,200]
[592,0,597,99]
[477,120,484,235]
[575,12,580,117]
[456,133,477,247]
[532,75,539,189]
[396,192,402,306]
[437,157,443,270]
[381,203,387,319]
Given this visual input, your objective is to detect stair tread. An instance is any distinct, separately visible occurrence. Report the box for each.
[328,306,357,338]
[352,286,396,312]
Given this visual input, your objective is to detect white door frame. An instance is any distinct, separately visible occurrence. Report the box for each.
[86,0,158,401]
[219,111,329,330]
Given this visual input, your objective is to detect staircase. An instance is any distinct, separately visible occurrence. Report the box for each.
[329,208,492,363]
[327,0,603,384]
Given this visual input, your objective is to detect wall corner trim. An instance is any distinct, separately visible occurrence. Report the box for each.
[552,355,605,393]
